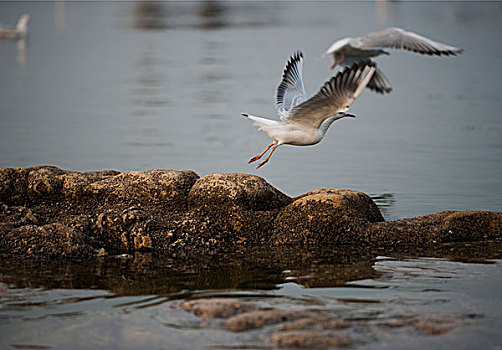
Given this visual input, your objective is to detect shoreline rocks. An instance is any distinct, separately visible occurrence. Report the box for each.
[0,166,500,258]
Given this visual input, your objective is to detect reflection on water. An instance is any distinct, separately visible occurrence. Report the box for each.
[130,1,279,31]
[198,1,227,30]
[1,243,500,296]
[15,38,27,65]
[132,48,167,115]
[0,242,501,349]
[54,0,65,32]
[371,193,396,219]
[133,2,166,30]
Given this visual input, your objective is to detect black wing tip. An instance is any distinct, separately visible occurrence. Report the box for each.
[292,50,303,60]
[281,51,302,78]
[280,50,304,79]
[286,50,304,69]
[368,86,393,94]
[406,47,464,56]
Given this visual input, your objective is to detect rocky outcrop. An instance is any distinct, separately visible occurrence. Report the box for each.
[367,210,502,246]
[0,166,500,258]
[273,189,383,245]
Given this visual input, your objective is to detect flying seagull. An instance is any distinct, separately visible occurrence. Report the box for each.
[242,51,376,169]
[322,27,463,94]
[0,14,30,40]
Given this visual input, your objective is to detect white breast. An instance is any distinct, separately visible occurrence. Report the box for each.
[261,123,321,146]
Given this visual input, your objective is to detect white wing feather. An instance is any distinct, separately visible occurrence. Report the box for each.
[276,51,307,120]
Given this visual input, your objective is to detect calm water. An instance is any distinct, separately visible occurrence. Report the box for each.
[0,2,501,349]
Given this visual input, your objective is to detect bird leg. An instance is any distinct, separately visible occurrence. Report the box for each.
[249,142,275,163]
[330,56,337,70]
[257,144,280,169]
[338,50,345,65]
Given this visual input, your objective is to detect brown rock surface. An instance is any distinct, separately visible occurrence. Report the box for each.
[1,223,93,258]
[87,169,199,209]
[188,173,292,211]
[367,210,502,245]
[184,173,292,248]
[0,166,500,258]
[1,166,66,205]
[296,189,384,223]
[273,189,384,245]
[62,170,120,201]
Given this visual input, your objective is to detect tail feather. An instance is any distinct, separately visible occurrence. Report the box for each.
[241,113,279,128]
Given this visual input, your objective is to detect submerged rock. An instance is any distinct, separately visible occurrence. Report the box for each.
[0,166,500,258]
[275,316,349,331]
[175,294,473,349]
[224,309,306,332]
[182,298,256,320]
[269,330,352,349]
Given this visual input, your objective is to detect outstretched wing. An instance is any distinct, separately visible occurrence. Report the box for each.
[283,61,376,129]
[354,27,463,56]
[276,51,307,120]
